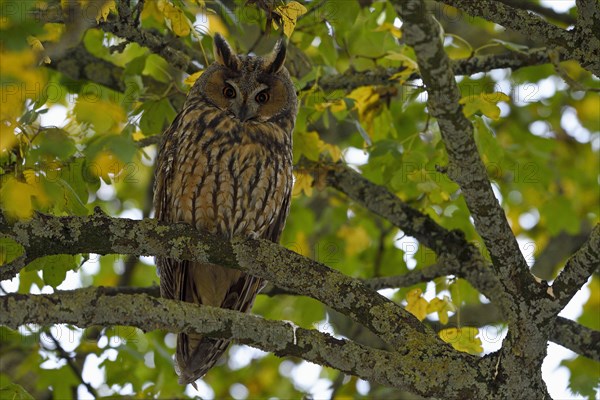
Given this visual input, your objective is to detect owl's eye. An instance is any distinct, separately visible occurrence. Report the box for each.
[255,91,270,104]
[223,85,236,99]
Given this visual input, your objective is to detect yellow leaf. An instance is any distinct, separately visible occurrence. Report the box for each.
[141,0,164,23]
[0,50,47,115]
[347,86,383,138]
[386,51,418,83]
[374,22,402,39]
[132,130,145,141]
[39,23,65,42]
[459,92,510,120]
[292,171,313,197]
[405,288,429,321]
[0,176,47,220]
[184,70,204,87]
[0,122,18,153]
[208,14,228,36]
[158,0,191,36]
[426,296,456,325]
[315,98,346,113]
[90,151,121,181]
[96,0,116,22]
[337,225,370,257]
[273,1,307,37]
[321,143,342,162]
[27,36,51,64]
[439,327,483,354]
[293,130,340,163]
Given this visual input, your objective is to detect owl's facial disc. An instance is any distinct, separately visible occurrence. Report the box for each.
[224,81,270,123]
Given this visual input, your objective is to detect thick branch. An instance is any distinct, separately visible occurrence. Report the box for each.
[439,0,599,76]
[0,211,457,362]
[551,317,600,362]
[318,162,504,305]
[393,0,545,307]
[0,287,484,397]
[98,285,600,362]
[552,224,600,308]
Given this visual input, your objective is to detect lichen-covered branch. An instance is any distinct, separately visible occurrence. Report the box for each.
[0,287,485,397]
[263,262,454,296]
[32,2,202,74]
[551,317,600,362]
[551,224,600,308]
[393,1,556,396]
[392,0,546,307]
[0,210,455,361]
[95,285,600,362]
[315,162,504,304]
[439,0,600,76]
[496,0,577,26]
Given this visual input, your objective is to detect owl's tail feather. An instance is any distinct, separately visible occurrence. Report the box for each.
[175,333,230,386]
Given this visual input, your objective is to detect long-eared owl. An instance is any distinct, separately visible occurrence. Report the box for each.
[153,34,297,385]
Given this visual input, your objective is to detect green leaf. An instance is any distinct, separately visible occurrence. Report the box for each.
[139,98,177,136]
[473,116,503,164]
[25,255,77,288]
[540,196,580,235]
[561,356,600,399]
[293,131,324,163]
[38,366,80,400]
[0,237,24,265]
[0,382,35,400]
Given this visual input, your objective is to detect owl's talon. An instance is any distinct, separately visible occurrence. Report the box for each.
[248,231,260,240]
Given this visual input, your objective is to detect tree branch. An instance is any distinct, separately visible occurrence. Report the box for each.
[438,0,600,76]
[75,285,600,362]
[551,317,600,362]
[32,2,202,74]
[531,226,593,280]
[315,162,505,306]
[43,330,98,398]
[393,0,546,308]
[496,0,577,26]
[0,210,457,361]
[0,287,485,398]
[263,262,455,296]
[367,263,454,290]
[551,224,600,308]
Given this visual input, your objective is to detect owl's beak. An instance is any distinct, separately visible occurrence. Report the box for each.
[236,103,255,122]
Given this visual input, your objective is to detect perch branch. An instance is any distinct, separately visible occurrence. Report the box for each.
[0,287,485,398]
[0,211,454,360]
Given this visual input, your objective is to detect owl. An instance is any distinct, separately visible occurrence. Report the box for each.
[153,34,297,386]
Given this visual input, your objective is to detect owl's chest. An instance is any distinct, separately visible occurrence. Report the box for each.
[170,138,291,237]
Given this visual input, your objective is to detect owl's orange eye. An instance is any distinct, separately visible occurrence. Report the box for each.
[255,91,270,104]
[223,85,236,98]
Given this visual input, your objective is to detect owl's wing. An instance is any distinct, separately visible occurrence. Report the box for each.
[153,114,184,300]
[262,176,293,243]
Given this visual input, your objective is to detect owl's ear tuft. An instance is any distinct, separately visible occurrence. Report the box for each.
[265,39,286,74]
[214,34,241,70]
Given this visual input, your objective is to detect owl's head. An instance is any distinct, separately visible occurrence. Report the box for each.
[189,34,297,124]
